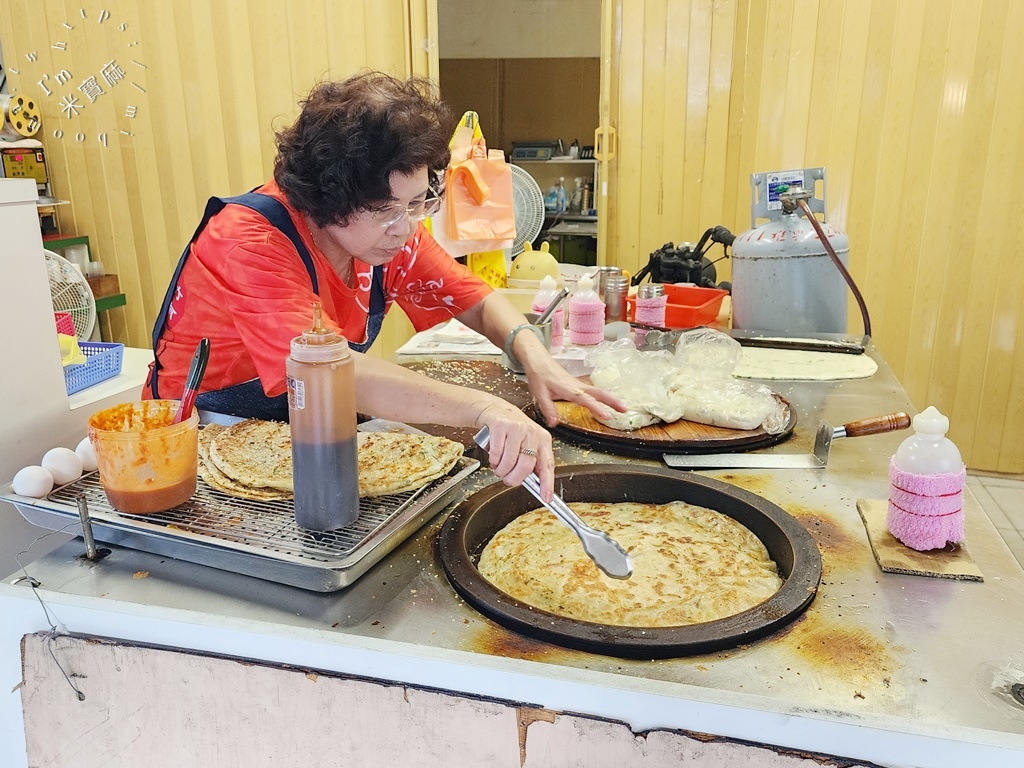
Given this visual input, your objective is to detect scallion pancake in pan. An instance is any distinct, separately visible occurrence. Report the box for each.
[478,501,783,627]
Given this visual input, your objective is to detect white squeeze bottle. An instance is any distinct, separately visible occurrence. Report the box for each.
[532,275,564,352]
[893,406,963,475]
[568,273,606,346]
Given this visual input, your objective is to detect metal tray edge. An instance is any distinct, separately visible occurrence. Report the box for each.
[2,457,479,592]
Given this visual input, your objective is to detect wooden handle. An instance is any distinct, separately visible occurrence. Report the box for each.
[843,412,911,437]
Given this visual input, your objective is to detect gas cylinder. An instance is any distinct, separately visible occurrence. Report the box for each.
[731,211,850,334]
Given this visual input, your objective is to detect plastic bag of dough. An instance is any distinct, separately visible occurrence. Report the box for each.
[585,333,787,433]
[664,328,786,432]
[672,327,743,373]
[664,369,787,433]
[585,341,682,429]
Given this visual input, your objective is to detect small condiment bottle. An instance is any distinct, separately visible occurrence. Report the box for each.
[603,274,630,323]
[887,406,967,551]
[568,273,605,346]
[287,302,359,531]
[532,275,564,352]
[635,283,667,328]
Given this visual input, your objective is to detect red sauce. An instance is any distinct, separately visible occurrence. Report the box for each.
[89,400,198,514]
[104,475,196,515]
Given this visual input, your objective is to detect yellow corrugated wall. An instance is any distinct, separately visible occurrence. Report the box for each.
[0,0,432,359]
[4,1,1021,472]
[603,0,1024,473]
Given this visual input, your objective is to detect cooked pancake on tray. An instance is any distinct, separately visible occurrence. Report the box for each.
[356,431,464,497]
[478,501,783,627]
[207,419,294,492]
[197,420,464,501]
[197,424,292,501]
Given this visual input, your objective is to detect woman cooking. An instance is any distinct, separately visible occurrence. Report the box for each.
[145,70,623,500]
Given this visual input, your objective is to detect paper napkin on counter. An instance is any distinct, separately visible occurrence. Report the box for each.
[396,320,502,356]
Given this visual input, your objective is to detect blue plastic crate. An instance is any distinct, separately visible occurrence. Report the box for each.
[65,342,124,395]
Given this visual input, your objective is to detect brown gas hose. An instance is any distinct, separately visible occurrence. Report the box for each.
[796,199,872,338]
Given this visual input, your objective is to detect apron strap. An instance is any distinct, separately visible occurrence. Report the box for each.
[348,266,386,353]
[150,192,318,398]
[150,191,388,399]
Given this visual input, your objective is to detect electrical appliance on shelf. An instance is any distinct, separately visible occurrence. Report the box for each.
[508,164,545,258]
[1,94,68,231]
[45,249,97,340]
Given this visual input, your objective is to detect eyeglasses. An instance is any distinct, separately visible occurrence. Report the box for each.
[368,189,443,229]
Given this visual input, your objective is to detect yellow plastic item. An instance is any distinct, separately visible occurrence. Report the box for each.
[466,250,508,288]
[509,242,559,282]
[58,333,86,367]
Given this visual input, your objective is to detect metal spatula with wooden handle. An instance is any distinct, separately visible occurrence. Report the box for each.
[473,427,633,579]
[664,412,911,469]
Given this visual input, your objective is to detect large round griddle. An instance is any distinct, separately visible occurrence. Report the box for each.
[438,465,821,659]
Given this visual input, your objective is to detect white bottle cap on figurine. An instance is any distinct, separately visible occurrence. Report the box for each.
[894,406,963,475]
[912,405,949,435]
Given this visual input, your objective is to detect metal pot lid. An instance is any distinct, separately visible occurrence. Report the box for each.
[437,465,821,659]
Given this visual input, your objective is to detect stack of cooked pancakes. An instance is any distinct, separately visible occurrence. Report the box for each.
[197,420,463,500]
[478,501,783,627]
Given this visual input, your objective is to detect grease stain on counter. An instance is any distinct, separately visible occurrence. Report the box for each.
[775,614,904,697]
[468,620,575,664]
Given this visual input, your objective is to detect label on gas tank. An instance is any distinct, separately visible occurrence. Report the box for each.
[766,170,808,211]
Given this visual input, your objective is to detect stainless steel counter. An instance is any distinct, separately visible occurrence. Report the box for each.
[2,345,1023,767]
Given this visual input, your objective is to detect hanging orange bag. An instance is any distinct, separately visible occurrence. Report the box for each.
[444,112,516,243]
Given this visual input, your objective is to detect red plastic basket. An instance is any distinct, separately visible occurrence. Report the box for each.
[54,311,75,336]
[627,284,728,329]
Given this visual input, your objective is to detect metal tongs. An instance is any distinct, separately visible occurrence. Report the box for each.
[473,427,633,579]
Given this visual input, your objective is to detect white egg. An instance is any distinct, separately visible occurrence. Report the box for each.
[41,447,83,485]
[13,466,54,498]
[76,436,99,472]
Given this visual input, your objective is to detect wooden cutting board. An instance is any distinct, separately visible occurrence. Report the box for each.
[547,394,797,458]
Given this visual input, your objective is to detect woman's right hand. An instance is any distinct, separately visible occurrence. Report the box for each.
[474,401,555,502]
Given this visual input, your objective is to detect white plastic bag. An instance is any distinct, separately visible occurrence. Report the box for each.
[584,330,787,433]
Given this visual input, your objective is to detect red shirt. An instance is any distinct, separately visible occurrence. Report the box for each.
[148,181,491,399]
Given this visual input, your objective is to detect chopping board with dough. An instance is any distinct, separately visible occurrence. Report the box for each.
[546,393,796,458]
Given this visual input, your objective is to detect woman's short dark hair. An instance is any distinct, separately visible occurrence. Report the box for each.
[274,71,453,228]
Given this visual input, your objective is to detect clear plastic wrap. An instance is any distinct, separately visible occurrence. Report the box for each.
[584,330,787,433]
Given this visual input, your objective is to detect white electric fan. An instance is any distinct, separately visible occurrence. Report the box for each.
[45,249,97,340]
[508,164,545,258]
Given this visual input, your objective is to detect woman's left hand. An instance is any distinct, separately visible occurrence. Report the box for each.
[456,293,626,428]
[520,351,626,427]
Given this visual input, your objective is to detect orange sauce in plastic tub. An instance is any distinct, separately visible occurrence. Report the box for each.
[87,400,199,514]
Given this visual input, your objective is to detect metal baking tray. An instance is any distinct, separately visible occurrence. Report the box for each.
[3,456,478,592]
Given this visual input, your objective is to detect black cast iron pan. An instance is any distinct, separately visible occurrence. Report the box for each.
[437,465,821,659]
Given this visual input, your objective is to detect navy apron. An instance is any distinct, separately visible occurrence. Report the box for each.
[150,191,385,421]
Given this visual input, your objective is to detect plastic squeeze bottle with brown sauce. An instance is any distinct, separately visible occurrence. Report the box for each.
[286,302,359,531]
